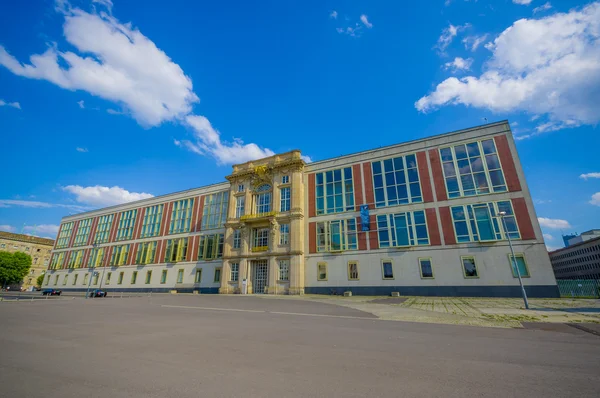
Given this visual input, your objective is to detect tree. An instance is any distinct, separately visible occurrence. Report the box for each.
[36,273,45,288]
[0,251,32,287]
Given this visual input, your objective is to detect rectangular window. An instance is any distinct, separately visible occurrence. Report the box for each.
[372,154,422,207]
[131,271,138,284]
[317,262,328,281]
[145,270,152,284]
[83,273,88,285]
[169,198,194,234]
[94,214,114,244]
[280,187,291,212]
[45,275,50,285]
[67,250,85,269]
[450,201,520,243]
[161,270,168,284]
[230,262,239,282]
[140,204,164,238]
[377,210,429,247]
[62,275,68,285]
[49,252,65,270]
[238,184,244,192]
[214,267,221,283]
[118,272,124,285]
[202,191,229,230]
[419,258,434,278]
[87,247,105,268]
[106,272,111,285]
[136,241,158,265]
[279,223,290,245]
[382,260,394,279]
[348,261,359,280]
[282,175,289,184]
[252,228,269,251]
[195,269,202,283]
[461,256,478,278]
[315,167,354,215]
[93,273,99,285]
[73,218,93,246]
[116,209,137,241]
[235,196,245,218]
[198,234,224,260]
[509,254,530,278]
[177,269,184,283]
[233,229,241,249]
[56,222,74,248]
[165,238,189,262]
[109,244,130,266]
[440,139,507,199]
[279,259,290,281]
[316,219,358,252]
[72,274,78,285]
[253,185,272,215]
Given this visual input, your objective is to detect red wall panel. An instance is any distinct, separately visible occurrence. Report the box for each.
[308,174,316,218]
[425,208,441,246]
[438,206,456,245]
[417,151,434,203]
[352,164,364,209]
[494,134,522,192]
[362,162,375,209]
[512,198,535,240]
[428,149,447,202]
[308,222,316,253]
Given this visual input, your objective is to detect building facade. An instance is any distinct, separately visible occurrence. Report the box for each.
[0,231,54,290]
[549,236,600,280]
[44,121,559,297]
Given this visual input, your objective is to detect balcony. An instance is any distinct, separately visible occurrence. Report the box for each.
[240,211,277,222]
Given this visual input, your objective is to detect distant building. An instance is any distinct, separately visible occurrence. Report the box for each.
[0,231,55,290]
[565,230,600,247]
[562,233,578,248]
[549,235,600,280]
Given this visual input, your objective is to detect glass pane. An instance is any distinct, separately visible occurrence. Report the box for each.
[511,256,529,277]
[333,169,342,181]
[446,177,459,193]
[316,185,324,197]
[440,148,453,162]
[443,162,456,177]
[407,168,419,183]
[383,159,394,172]
[470,157,484,173]
[489,170,506,189]
[413,210,425,225]
[385,172,395,186]
[394,214,409,246]
[344,167,352,179]
[409,183,421,200]
[420,259,433,278]
[461,175,475,191]
[485,154,500,170]
[466,142,480,157]
[474,207,494,241]
[373,174,384,188]
[462,258,478,277]
[474,173,489,193]
[415,224,428,240]
[393,157,404,170]
[316,173,323,185]
[383,262,393,278]
[375,188,385,206]
[395,171,406,184]
[387,186,397,201]
[372,161,381,175]
[406,154,416,168]
[457,159,471,174]
[482,139,496,155]
[454,145,467,159]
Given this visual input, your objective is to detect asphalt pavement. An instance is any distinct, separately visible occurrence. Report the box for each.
[1,294,599,397]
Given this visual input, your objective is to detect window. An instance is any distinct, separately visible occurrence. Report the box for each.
[49,252,65,270]
[235,196,245,218]
[348,261,359,280]
[93,272,99,285]
[254,184,272,214]
[165,238,188,262]
[72,274,78,285]
[45,275,50,285]
[73,218,93,246]
[106,272,111,285]
[118,272,124,284]
[177,269,184,283]
[451,201,519,243]
[315,167,354,215]
[198,234,224,260]
[25,247,30,251]
[83,273,89,285]
[88,247,105,268]
[280,187,291,212]
[233,229,241,249]
[316,219,358,252]
[382,260,394,279]
[509,254,530,278]
[109,244,130,266]
[169,198,194,234]
[282,175,289,184]
[279,259,290,281]
[440,139,507,199]
[195,269,202,283]
[377,210,429,247]
[136,241,157,265]
[0,244,4,248]
[238,184,244,192]
[160,270,168,284]
[252,228,269,251]
[94,214,114,244]
[202,191,229,230]
[317,263,328,281]
[230,262,239,282]
[67,250,85,269]
[34,257,38,265]
[461,256,478,278]
[279,223,289,245]
[372,154,422,207]
[419,258,434,278]
[145,271,152,284]
[140,204,164,238]
[44,259,48,266]
[131,271,138,284]
[56,222,74,248]
[214,267,222,282]
[116,209,137,241]
[62,275,68,285]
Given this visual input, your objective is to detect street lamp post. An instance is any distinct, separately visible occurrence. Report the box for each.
[498,211,529,309]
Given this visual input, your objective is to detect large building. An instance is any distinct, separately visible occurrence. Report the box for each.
[0,231,54,290]
[44,121,559,297]
[549,235,600,280]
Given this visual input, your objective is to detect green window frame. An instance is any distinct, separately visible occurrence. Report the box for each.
[165,238,188,263]
[198,234,224,260]
[49,252,65,270]
[315,167,354,215]
[117,272,124,285]
[56,222,74,248]
[377,210,429,248]
[136,241,157,265]
[94,214,114,244]
[145,270,152,284]
[235,196,245,218]
[83,273,89,285]
[131,271,138,284]
[106,272,111,285]
[202,191,229,230]
[280,186,291,212]
[317,262,328,281]
[450,201,520,243]
[72,274,78,285]
[213,267,221,283]
[419,258,434,279]
[87,247,105,268]
[461,256,479,278]
[140,204,164,238]
[372,154,422,207]
[109,244,130,266]
[381,259,394,280]
[230,262,239,282]
[177,269,184,283]
[73,218,93,246]
[278,259,289,281]
[116,209,137,241]
[316,219,358,252]
[67,249,85,269]
[169,198,194,234]
[93,273,99,285]
[195,269,202,283]
[161,270,168,284]
[62,275,68,285]
[509,253,530,278]
[348,261,359,281]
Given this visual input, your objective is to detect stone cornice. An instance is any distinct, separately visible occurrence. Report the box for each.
[0,231,55,246]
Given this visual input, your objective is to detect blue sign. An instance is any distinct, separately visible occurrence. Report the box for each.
[360,205,370,231]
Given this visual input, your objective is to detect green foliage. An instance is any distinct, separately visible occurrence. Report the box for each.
[36,273,45,288]
[0,250,32,286]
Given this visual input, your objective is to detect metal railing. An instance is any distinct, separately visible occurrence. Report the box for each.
[556,279,600,298]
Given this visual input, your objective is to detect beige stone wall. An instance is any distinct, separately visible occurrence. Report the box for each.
[0,232,54,290]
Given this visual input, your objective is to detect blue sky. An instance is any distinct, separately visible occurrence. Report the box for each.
[0,0,598,249]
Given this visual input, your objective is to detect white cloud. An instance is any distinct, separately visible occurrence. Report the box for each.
[590,192,600,206]
[360,15,373,29]
[92,0,113,11]
[580,172,600,180]
[533,198,552,204]
[444,57,473,71]
[546,244,561,252]
[435,23,470,53]
[0,225,16,232]
[0,199,91,212]
[76,147,88,153]
[23,224,60,237]
[301,155,313,163]
[417,3,600,134]
[330,11,338,19]
[533,2,552,13]
[77,100,84,109]
[62,185,154,207]
[543,233,554,240]
[513,0,533,5]
[538,217,572,229]
[0,99,21,109]
[462,34,488,51]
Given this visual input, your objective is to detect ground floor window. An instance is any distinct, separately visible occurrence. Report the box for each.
[419,258,434,278]
[230,263,239,282]
[118,272,124,285]
[461,256,478,278]
[45,275,50,285]
[317,262,328,281]
[195,269,202,283]
[93,272,99,285]
[106,272,111,285]
[509,254,530,278]
[279,224,289,245]
[131,271,138,284]
[54,275,59,285]
[279,259,290,281]
[177,269,184,283]
[214,267,222,283]
[72,274,78,285]
[62,275,68,285]
[348,261,359,280]
[145,271,152,284]
[83,273,89,285]
[381,260,394,279]
[161,270,168,284]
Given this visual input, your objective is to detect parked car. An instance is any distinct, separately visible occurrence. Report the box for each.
[90,289,107,298]
[42,289,62,296]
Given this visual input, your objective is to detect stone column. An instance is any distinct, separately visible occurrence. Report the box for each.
[267,256,279,294]
[219,260,232,294]
[238,258,248,293]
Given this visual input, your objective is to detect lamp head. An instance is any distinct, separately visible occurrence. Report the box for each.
[498,211,507,216]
